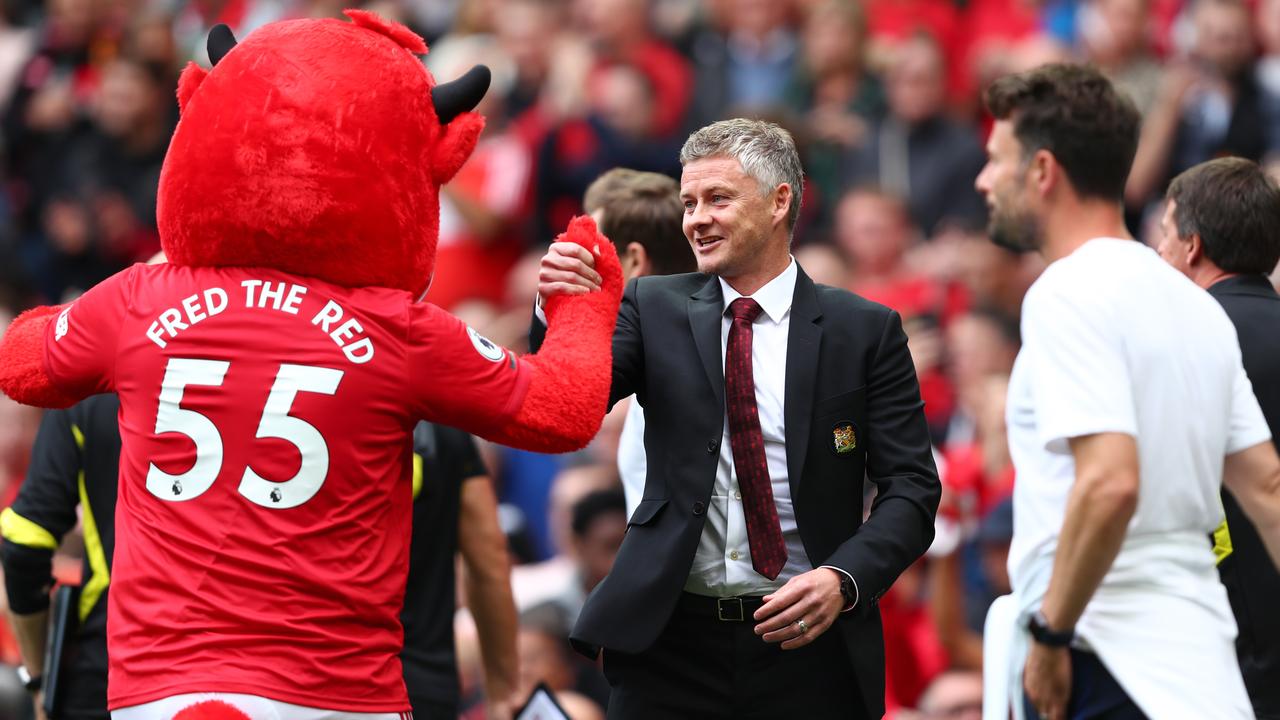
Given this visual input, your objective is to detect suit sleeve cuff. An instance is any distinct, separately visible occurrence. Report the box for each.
[820,565,859,612]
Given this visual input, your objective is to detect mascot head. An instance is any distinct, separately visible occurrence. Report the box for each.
[157,10,488,296]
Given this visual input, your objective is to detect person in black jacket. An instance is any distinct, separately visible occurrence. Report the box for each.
[1,394,118,720]
[401,421,519,719]
[534,117,939,720]
[1156,156,1280,720]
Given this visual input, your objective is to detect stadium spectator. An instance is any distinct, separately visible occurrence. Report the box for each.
[577,0,692,139]
[535,62,681,241]
[1081,0,1164,115]
[913,670,983,720]
[834,186,964,432]
[791,242,848,288]
[1127,0,1268,206]
[784,0,884,230]
[844,34,987,236]
[686,0,800,128]
[1259,0,1280,145]
[425,35,534,312]
[515,603,605,720]
[490,0,570,139]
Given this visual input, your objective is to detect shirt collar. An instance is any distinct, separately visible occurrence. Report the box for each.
[719,257,797,324]
[1209,273,1279,298]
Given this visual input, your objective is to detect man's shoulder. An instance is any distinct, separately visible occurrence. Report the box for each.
[633,272,714,293]
[1210,278,1280,322]
[1025,240,1139,305]
[1214,293,1280,373]
[631,273,718,305]
[812,282,897,323]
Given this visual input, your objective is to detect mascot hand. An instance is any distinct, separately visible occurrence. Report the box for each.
[492,215,622,453]
[542,215,623,318]
[0,305,83,408]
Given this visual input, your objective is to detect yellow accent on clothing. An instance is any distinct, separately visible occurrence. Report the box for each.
[412,453,424,501]
[1213,519,1233,565]
[77,473,110,621]
[0,508,57,550]
[71,423,110,621]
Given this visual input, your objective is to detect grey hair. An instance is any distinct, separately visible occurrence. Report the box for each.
[680,118,805,231]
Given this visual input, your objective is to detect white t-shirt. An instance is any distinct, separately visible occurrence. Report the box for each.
[1005,238,1268,718]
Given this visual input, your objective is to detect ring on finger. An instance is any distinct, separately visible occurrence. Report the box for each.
[796,619,808,635]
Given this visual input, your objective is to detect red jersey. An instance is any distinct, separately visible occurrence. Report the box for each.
[42,264,532,712]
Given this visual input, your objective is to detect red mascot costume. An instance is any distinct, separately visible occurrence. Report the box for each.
[0,10,621,719]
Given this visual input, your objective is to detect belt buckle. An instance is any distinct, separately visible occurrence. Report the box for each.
[716,597,744,622]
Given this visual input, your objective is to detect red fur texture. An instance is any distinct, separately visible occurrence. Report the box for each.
[343,9,427,53]
[172,700,252,720]
[175,62,207,112]
[492,216,624,452]
[0,306,80,408]
[431,111,485,187]
[157,14,478,298]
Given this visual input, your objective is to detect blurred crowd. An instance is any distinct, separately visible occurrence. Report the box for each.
[4,0,1280,717]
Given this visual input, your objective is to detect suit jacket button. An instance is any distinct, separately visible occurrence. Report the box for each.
[707,439,719,454]
[692,501,706,516]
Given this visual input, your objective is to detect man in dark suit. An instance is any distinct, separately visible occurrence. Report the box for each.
[535,118,940,719]
[1156,156,1280,720]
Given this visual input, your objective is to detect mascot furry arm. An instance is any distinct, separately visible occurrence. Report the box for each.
[490,216,623,452]
[0,10,621,453]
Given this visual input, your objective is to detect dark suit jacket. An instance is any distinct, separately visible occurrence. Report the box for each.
[536,267,940,719]
[1210,274,1280,720]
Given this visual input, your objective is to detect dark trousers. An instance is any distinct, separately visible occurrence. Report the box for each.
[602,593,866,720]
[408,697,454,720]
[1023,649,1148,720]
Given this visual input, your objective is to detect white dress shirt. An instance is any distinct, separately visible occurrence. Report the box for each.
[616,398,646,519]
[684,258,842,598]
[548,259,854,601]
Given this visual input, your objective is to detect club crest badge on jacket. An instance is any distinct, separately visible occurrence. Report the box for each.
[832,422,858,454]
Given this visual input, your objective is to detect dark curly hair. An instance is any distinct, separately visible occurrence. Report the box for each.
[984,64,1140,202]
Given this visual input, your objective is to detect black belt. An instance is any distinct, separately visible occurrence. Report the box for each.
[676,592,766,622]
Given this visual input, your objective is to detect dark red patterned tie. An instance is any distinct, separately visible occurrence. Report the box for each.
[725,297,787,580]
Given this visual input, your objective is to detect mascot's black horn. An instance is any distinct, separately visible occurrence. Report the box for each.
[208,24,237,67]
[432,65,491,124]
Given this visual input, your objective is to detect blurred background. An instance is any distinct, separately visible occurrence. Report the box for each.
[1,0,1279,717]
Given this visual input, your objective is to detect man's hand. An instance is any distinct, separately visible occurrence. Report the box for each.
[32,690,47,720]
[1023,643,1071,720]
[538,241,602,303]
[752,568,844,650]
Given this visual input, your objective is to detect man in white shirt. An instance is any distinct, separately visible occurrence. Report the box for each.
[975,64,1280,720]
[576,168,697,518]
[534,119,940,719]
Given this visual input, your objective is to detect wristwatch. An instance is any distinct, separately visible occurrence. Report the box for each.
[1027,610,1074,647]
[837,574,857,608]
[16,666,41,693]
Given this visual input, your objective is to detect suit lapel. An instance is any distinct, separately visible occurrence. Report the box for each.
[785,270,823,502]
[689,276,726,413]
